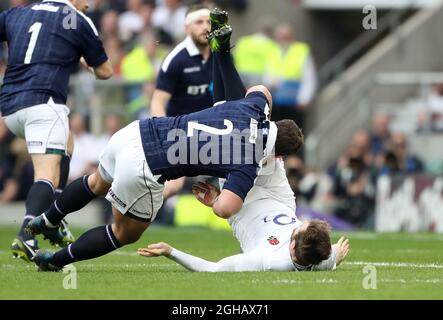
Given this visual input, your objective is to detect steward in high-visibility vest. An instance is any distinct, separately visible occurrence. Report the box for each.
[121,46,155,82]
[233,33,280,87]
[267,42,311,107]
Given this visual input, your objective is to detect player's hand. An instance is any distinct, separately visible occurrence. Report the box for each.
[192,181,220,207]
[334,236,350,266]
[79,57,96,77]
[137,242,172,257]
[79,57,89,70]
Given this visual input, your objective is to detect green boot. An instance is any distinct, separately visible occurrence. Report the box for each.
[208,25,232,53]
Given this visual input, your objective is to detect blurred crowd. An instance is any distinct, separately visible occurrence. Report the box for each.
[285,111,426,229]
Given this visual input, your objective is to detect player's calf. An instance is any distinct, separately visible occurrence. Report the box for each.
[111,210,151,245]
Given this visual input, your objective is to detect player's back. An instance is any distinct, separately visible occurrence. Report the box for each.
[0,1,107,116]
[139,91,271,200]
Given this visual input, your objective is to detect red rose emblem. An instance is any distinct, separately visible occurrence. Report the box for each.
[267,236,279,245]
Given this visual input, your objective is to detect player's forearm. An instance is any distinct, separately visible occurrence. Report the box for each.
[168,248,221,272]
[212,190,243,219]
[163,177,186,200]
[150,102,166,117]
[168,249,264,272]
[92,60,113,80]
[151,90,170,117]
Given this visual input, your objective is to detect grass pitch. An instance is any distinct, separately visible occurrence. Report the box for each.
[0,225,442,300]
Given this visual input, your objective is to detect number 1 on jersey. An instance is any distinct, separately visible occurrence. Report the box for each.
[24,22,42,64]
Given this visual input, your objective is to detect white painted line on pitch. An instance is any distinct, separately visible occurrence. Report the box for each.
[110,251,138,256]
[78,263,177,268]
[342,233,443,241]
[380,278,443,284]
[356,249,435,254]
[347,261,443,268]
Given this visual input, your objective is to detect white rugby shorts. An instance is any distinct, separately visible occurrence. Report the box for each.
[98,121,164,222]
[3,98,69,155]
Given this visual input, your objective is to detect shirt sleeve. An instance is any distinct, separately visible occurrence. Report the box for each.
[156,59,180,94]
[0,10,11,42]
[222,166,257,201]
[168,248,266,272]
[77,15,108,67]
[244,91,270,114]
[312,246,337,271]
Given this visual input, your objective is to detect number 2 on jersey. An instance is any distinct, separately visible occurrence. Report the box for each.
[187,120,233,137]
[24,22,42,64]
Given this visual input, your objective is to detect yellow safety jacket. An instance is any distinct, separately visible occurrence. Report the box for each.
[121,46,155,82]
[234,34,280,76]
[267,42,310,81]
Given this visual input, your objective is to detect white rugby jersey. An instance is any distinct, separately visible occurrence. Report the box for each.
[168,159,337,272]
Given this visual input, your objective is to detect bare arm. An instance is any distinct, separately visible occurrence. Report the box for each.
[93,60,113,80]
[80,58,113,80]
[138,242,265,272]
[150,89,171,117]
[163,177,186,200]
[191,181,243,219]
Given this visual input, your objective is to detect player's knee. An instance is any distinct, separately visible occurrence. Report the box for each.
[87,172,110,196]
[113,225,143,245]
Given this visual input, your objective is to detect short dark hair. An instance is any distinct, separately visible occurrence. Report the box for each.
[185,4,209,17]
[293,220,331,267]
[275,119,304,157]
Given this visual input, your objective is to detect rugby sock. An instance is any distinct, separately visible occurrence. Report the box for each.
[214,52,246,100]
[45,175,97,226]
[18,180,55,241]
[212,53,225,103]
[58,154,71,191]
[51,225,121,267]
[54,154,71,199]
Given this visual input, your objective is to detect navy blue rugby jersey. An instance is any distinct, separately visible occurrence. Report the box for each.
[156,36,213,117]
[0,0,107,116]
[139,91,272,200]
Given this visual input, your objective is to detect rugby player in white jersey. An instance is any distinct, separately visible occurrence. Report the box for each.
[138,158,350,272]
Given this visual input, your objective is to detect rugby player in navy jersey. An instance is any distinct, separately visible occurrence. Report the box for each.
[139,20,350,273]
[0,0,112,262]
[151,4,213,118]
[26,12,303,272]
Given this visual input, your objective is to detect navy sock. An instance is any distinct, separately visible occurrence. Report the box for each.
[18,180,55,240]
[212,53,225,104]
[45,175,97,226]
[54,155,71,200]
[214,52,246,100]
[59,155,71,190]
[51,225,121,267]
